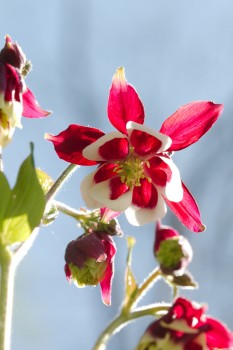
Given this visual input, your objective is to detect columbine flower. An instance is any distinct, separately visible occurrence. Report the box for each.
[0,35,50,147]
[135,297,233,350]
[64,231,116,305]
[46,67,223,231]
[154,222,193,275]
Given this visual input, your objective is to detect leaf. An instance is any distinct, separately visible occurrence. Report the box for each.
[165,271,198,289]
[122,236,138,310]
[0,172,11,227]
[36,168,54,195]
[1,145,46,245]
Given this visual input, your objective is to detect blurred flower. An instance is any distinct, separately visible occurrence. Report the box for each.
[0,35,50,147]
[65,231,116,305]
[46,67,223,232]
[135,297,233,350]
[154,222,193,275]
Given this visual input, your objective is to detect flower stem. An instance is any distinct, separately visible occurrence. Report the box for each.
[126,267,161,311]
[54,200,87,221]
[45,164,79,203]
[93,305,170,350]
[0,245,14,350]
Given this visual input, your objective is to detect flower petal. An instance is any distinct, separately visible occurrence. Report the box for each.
[132,179,158,208]
[83,132,128,161]
[89,178,133,212]
[160,101,224,151]
[45,124,105,165]
[107,67,145,134]
[100,263,113,305]
[125,193,167,226]
[80,172,103,208]
[165,182,205,232]
[22,88,51,118]
[100,235,116,306]
[205,317,233,348]
[127,121,172,155]
[158,156,183,202]
[146,156,183,202]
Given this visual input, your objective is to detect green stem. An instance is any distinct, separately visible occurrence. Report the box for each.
[0,246,14,350]
[126,267,161,311]
[45,164,79,203]
[93,304,170,350]
[54,200,87,221]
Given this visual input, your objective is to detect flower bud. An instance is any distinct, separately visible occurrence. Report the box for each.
[65,231,116,305]
[0,35,27,72]
[154,223,193,275]
[135,297,233,350]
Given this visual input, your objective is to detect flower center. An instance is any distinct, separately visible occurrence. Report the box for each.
[114,147,150,189]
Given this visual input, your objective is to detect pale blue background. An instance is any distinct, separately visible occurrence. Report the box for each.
[2,1,233,349]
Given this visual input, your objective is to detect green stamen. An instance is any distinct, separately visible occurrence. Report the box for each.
[114,147,151,188]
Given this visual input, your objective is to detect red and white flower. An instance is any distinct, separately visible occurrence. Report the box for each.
[0,35,50,146]
[135,297,233,350]
[46,67,223,232]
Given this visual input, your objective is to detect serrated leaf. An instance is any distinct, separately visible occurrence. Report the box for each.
[1,147,46,245]
[165,272,198,289]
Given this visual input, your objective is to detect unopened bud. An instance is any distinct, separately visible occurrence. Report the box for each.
[154,223,192,275]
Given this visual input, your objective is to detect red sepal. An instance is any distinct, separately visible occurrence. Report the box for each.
[46,124,105,165]
[160,101,223,151]
[107,68,145,134]
[165,182,205,233]
[22,88,51,118]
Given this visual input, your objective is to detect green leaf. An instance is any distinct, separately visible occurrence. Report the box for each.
[165,271,198,289]
[1,146,46,245]
[36,168,54,195]
[0,172,11,228]
[122,237,138,311]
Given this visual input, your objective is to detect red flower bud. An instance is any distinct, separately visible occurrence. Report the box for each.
[65,231,116,305]
[154,223,193,275]
[0,35,27,71]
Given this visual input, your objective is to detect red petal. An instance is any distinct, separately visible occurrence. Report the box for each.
[100,262,113,306]
[99,235,116,305]
[165,182,205,233]
[46,124,105,165]
[146,156,172,186]
[129,129,162,156]
[110,177,129,200]
[206,317,233,348]
[160,101,224,151]
[132,179,158,208]
[94,163,117,183]
[22,88,51,118]
[99,137,129,160]
[0,62,21,102]
[107,67,145,134]
[64,263,72,282]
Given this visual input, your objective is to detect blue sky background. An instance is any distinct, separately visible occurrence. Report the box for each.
[2,1,233,349]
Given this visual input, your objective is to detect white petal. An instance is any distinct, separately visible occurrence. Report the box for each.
[125,194,167,226]
[157,156,183,202]
[80,172,103,209]
[89,179,133,212]
[126,121,172,152]
[82,131,127,161]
